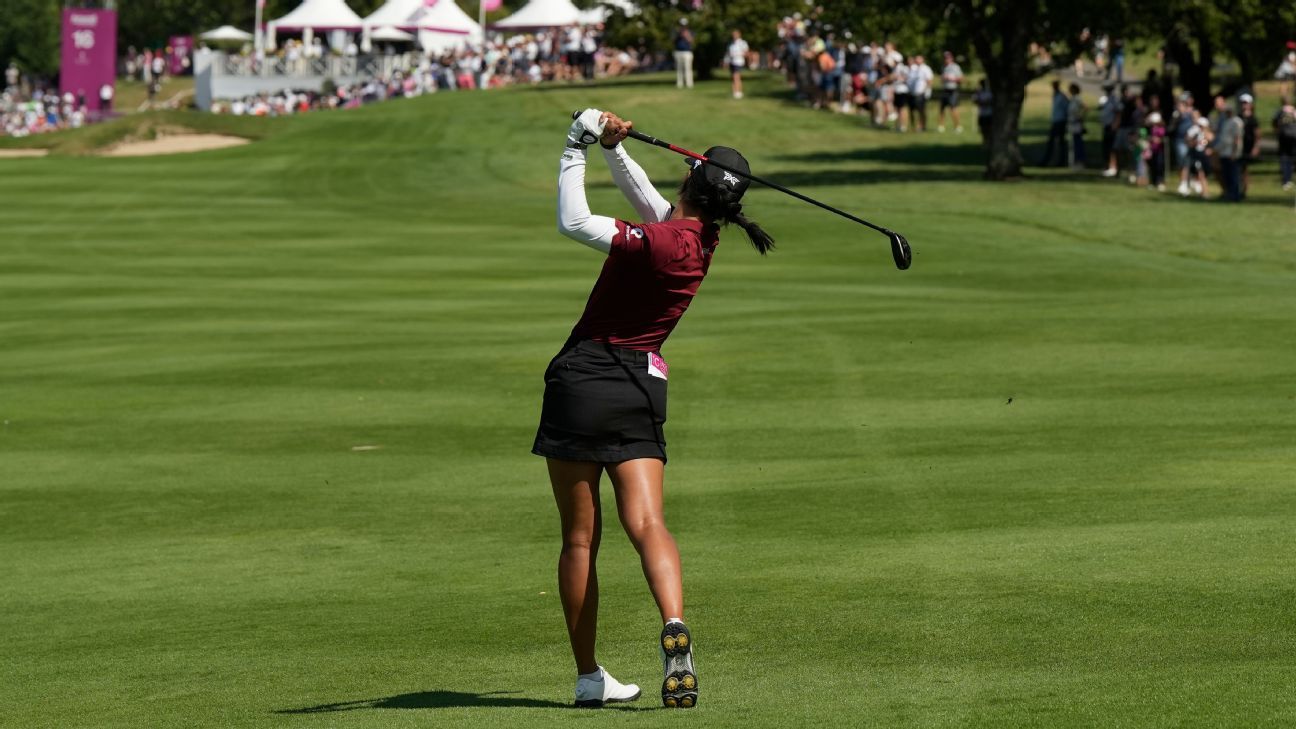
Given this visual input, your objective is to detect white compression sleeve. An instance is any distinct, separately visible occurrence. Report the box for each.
[557,146,618,254]
[601,143,673,223]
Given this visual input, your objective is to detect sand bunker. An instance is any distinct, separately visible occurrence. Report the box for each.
[103,133,249,157]
[0,148,49,158]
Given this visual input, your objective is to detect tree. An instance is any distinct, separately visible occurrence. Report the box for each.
[0,0,62,78]
[1132,0,1296,110]
[849,0,1123,179]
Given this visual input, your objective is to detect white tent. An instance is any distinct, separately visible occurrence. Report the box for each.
[416,0,481,34]
[270,0,364,30]
[492,0,584,29]
[363,0,425,30]
[579,0,637,24]
[200,25,255,42]
[371,25,415,41]
[416,0,482,52]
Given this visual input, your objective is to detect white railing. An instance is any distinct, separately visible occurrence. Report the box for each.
[212,52,416,79]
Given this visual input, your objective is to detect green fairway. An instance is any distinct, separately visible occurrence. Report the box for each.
[3,73,1294,728]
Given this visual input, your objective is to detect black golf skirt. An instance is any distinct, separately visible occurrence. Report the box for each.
[532,339,668,464]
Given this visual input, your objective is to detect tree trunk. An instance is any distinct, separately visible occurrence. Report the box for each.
[985,71,1028,179]
[967,5,1034,181]
[1167,32,1213,113]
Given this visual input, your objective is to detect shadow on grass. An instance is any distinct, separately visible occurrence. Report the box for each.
[276,689,654,713]
[777,141,990,168]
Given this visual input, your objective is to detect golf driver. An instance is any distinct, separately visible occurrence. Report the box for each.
[571,111,912,270]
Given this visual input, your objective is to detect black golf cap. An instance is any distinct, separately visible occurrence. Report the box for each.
[687,146,752,201]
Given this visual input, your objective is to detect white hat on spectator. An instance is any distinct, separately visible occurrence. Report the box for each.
[1238,93,1254,104]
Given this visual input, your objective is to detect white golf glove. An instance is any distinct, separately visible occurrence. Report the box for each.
[566,108,605,150]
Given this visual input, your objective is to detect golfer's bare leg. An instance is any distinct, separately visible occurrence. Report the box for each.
[548,458,603,675]
[607,458,683,623]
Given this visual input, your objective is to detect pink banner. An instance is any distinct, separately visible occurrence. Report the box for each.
[169,35,193,76]
[60,8,117,113]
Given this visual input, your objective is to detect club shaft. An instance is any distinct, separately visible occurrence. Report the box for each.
[626,129,891,236]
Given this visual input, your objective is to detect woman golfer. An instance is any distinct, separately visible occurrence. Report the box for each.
[534,109,772,709]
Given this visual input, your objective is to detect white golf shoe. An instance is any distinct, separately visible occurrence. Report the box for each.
[574,666,641,708]
[659,621,698,709]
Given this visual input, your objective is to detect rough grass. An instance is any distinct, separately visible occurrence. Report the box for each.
[2,72,1294,728]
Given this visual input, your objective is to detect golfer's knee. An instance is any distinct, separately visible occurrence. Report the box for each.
[561,528,599,553]
[622,515,669,546]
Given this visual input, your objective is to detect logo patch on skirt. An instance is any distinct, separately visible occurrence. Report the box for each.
[648,352,669,380]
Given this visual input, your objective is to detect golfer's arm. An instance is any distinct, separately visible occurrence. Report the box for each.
[557,147,616,254]
[602,143,673,223]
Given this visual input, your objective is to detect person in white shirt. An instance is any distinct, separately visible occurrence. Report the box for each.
[907,54,934,132]
[1276,48,1296,99]
[937,50,963,133]
[727,30,749,99]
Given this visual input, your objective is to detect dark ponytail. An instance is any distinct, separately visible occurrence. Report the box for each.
[679,173,776,255]
[725,204,775,255]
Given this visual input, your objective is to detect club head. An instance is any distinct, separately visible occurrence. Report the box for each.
[887,231,912,270]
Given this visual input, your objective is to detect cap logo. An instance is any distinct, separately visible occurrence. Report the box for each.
[722,171,740,186]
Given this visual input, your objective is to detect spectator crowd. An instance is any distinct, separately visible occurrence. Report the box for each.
[209,25,662,118]
[772,13,976,136]
[1038,44,1296,201]
[3,63,93,137]
[764,10,1295,202]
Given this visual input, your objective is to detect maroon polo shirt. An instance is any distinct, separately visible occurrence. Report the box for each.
[570,218,719,352]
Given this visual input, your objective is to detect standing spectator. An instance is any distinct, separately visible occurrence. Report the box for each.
[818,34,843,110]
[842,41,866,113]
[580,26,599,80]
[974,78,993,144]
[891,57,910,131]
[1276,45,1296,100]
[1039,80,1068,166]
[1187,116,1213,197]
[152,48,164,81]
[4,62,18,91]
[1146,111,1167,191]
[1133,127,1150,186]
[1273,96,1296,191]
[937,51,963,133]
[1106,85,1140,179]
[1172,93,1196,194]
[1074,28,1092,77]
[1215,105,1244,201]
[726,30,748,99]
[1108,37,1126,82]
[1238,93,1260,199]
[1067,82,1087,168]
[1210,94,1228,189]
[907,54,933,132]
[1099,85,1120,174]
[99,83,113,114]
[673,19,694,89]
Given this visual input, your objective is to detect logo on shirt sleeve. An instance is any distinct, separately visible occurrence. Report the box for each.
[629,227,644,239]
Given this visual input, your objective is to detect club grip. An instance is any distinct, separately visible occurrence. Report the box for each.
[569,110,665,148]
[626,129,662,146]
